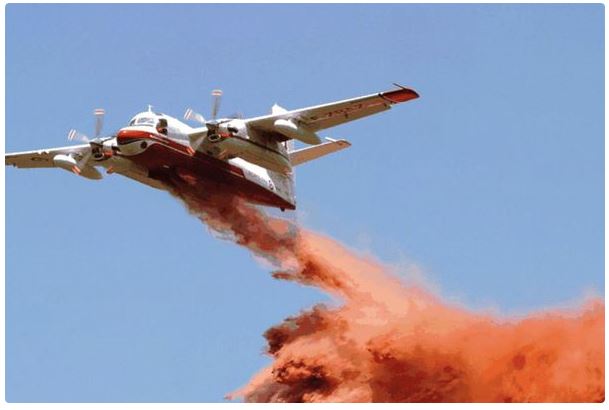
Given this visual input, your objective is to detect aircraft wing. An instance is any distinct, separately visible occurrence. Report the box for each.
[5,144,91,169]
[245,86,419,139]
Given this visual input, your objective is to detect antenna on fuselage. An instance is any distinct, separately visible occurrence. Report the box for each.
[147,104,153,113]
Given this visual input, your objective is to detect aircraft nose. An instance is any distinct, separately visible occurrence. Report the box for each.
[116,128,153,145]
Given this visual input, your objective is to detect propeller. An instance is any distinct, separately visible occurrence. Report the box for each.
[210,89,223,120]
[65,108,107,177]
[67,129,90,143]
[183,89,226,153]
[71,150,93,175]
[68,108,106,142]
[183,108,206,125]
[183,89,225,125]
[94,108,105,138]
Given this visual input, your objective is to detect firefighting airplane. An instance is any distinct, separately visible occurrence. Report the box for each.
[5,85,419,211]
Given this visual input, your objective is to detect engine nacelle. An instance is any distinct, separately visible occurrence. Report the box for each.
[274,119,321,145]
[206,137,291,173]
[102,140,115,158]
[188,120,292,173]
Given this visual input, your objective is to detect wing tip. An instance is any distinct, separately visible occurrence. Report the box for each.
[381,87,420,104]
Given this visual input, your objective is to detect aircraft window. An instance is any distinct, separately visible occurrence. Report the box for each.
[136,117,156,126]
[129,119,136,126]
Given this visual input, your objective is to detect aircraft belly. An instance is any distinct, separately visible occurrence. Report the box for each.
[122,141,295,210]
[97,155,167,190]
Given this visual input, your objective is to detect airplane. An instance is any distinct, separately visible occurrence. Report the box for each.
[5,85,419,211]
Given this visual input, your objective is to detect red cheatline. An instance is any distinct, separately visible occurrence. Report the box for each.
[94,108,105,116]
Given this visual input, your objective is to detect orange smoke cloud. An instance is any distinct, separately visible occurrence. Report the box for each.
[168,181,604,403]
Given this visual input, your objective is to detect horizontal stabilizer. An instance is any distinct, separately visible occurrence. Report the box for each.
[289,138,351,166]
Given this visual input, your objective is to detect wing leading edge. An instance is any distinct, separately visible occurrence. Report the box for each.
[245,85,419,139]
[5,144,91,169]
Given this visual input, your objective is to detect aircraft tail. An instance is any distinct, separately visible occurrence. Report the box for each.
[288,138,351,166]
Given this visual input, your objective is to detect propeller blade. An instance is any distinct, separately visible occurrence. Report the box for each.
[71,148,92,175]
[94,108,105,138]
[211,89,223,120]
[72,149,103,179]
[187,127,209,153]
[184,108,206,125]
[68,129,89,143]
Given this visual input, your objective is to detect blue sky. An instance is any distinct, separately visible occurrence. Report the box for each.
[5,4,604,403]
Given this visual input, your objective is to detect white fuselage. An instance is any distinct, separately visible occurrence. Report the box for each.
[102,110,296,210]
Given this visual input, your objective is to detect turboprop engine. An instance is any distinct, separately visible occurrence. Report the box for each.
[59,108,109,180]
[273,119,321,145]
[184,91,292,174]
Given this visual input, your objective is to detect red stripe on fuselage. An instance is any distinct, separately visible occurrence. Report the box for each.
[118,129,192,154]
[117,128,245,177]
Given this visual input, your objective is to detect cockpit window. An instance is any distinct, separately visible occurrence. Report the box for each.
[129,116,156,127]
[136,117,156,126]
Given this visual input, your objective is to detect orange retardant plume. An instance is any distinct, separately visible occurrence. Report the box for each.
[168,180,604,403]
